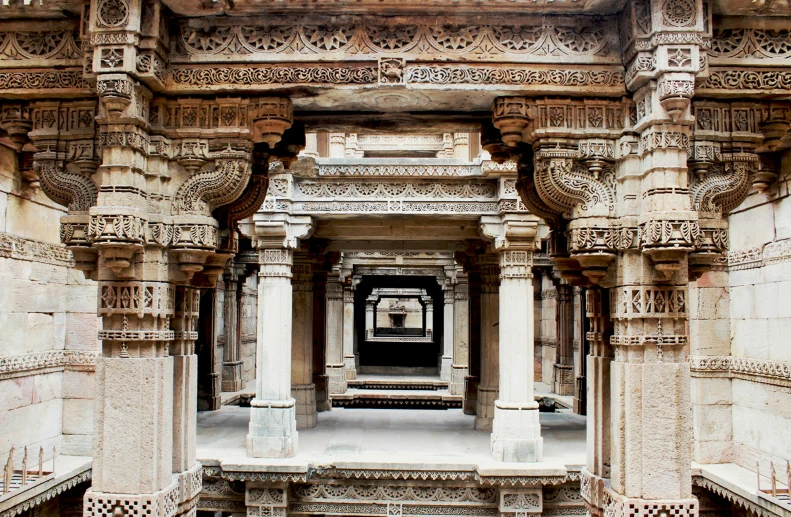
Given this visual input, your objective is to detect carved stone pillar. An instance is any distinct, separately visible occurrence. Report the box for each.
[221,264,244,392]
[453,132,470,161]
[342,286,357,380]
[474,252,499,432]
[301,132,319,158]
[312,255,331,413]
[326,270,347,394]
[247,247,298,457]
[490,248,542,462]
[292,252,317,430]
[440,287,454,382]
[423,295,434,340]
[365,296,376,340]
[329,133,346,158]
[450,271,469,396]
[553,284,575,396]
[464,264,482,416]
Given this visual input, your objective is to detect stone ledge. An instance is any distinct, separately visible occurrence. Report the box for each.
[0,456,91,517]
[693,463,790,517]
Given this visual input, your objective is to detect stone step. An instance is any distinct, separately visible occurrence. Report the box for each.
[347,378,449,391]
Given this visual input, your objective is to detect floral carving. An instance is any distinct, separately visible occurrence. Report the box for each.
[0,70,90,90]
[535,156,615,216]
[365,25,419,51]
[97,0,129,28]
[175,153,252,215]
[689,161,752,214]
[169,66,378,86]
[710,28,791,59]
[700,69,791,91]
[662,0,696,27]
[407,66,624,87]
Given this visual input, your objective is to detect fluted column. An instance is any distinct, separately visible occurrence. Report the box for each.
[450,272,469,396]
[292,252,317,429]
[491,249,542,462]
[475,253,499,432]
[247,248,298,457]
[440,287,454,382]
[553,284,575,396]
[343,286,357,380]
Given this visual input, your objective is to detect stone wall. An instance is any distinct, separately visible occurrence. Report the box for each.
[725,152,791,471]
[0,144,99,466]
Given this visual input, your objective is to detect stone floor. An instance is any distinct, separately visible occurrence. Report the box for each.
[196,406,587,469]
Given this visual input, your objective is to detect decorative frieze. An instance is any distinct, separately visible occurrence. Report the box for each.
[0,232,74,267]
[0,69,90,92]
[0,29,83,64]
[0,350,100,380]
[168,65,379,88]
[725,239,791,271]
[690,356,791,389]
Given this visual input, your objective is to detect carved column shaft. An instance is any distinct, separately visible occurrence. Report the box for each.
[247,248,298,458]
[343,287,357,380]
[464,267,482,416]
[441,288,454,382]
[326,275,347,394]
[312,260,330,413]
[291,252,317,430]
[451,274,470,396]
[553,284,575,396]
[222,269,243,392]
[491,250,542,462]
[475,254,499,432]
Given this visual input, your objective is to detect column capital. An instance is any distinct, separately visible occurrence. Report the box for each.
[479,213,543,252]
[240,213,314,250]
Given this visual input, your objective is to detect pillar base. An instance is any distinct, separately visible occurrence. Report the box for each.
[553,363,574,396]
[344,355,357,380]
[247,399,298,458]
[292,383,317,429]
[491,402,543,462]
[463,375,479,416]
[440,356,453,382]
[314,375,331,413]
[327,364,348,394]
[474,385,497,431]
[450,365,468,396]
[222,361,243,392]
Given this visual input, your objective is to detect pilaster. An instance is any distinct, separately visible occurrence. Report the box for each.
[450,271,470,396]
[441,287,454,382]
[326,269,347,394]
[291,252,317,430]
[221,263,244,393]
[342,285,357,380]
[553,284,575,396]
[474,252,499,433]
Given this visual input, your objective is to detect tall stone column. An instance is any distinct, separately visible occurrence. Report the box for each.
[312,256,331,413]
[491,249,542,462]
[221,263,244,392]
[423,296,434,340]
[365,296,376,339]
[301,132,319,158]
[292,252,317,429]
[440,287,454,382]
[329,133,346,158]
[342,286,357,380]
[450,272,469,396]
[553,284,575,396]
[326,271,347,394]
[474,253,499,432]
[247,247,298,457]
[464,265,482,415]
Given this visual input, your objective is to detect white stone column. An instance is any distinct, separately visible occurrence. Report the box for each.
[221,264,243,392]
[365,295,376,340]
[453,132,470,161]
[441,287,454,382]
[300,132,319,158]
[451,272,470,396]
[342,286,357,380]
[491,249,543,462]
[475,253,499,432]
[329,133,346,158]
[423,295,434,340]
[326,273,347,394]
[247,248,299,457]
[291,252,317,430]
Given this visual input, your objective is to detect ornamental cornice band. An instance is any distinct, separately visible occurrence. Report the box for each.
[699,68,791,93]
[168,65,378,88]
[0,69,91,92]
[690,356,791,389]
[0,232,75,267]
[0,350,100,380]
[405,66,625,91]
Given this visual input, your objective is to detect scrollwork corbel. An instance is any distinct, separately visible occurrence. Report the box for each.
[36,159,98,212]
[174,143,253,216]
[689,152,754,214]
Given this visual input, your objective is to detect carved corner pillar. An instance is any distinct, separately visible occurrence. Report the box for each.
[325,267,348,395]
[480,214,543,462]
[239,213,313,458]
[450,270,470,397]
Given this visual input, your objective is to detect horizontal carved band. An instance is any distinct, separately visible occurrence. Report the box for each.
[726,239,791,271]
[0,232,74,267]
[0,350,99,380]
[690,355,791,389]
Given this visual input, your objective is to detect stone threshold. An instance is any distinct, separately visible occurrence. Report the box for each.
[331,391,463,409]
[347,378,448,391]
